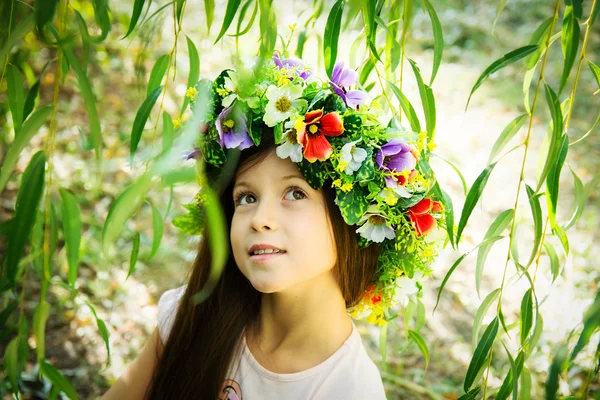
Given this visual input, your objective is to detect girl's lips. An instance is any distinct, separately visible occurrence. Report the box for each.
[249,251,287,263]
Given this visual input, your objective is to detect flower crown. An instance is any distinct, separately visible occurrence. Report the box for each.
[174,51,447,327]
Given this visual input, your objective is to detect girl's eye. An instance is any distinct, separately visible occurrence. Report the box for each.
[233,186,307,206]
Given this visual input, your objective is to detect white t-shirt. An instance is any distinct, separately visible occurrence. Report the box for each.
[157,284,388,400]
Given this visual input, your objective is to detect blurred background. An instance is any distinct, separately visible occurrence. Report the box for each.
[0,0,599,398]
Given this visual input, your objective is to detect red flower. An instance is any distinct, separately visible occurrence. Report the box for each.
[371,294,382,305]
[407,198,444,237]
[297,110,344,162]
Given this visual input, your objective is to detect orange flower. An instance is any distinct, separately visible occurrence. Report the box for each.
[296,110,344,162]
[407,198,444,237]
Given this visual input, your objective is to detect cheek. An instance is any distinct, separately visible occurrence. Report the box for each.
[292,208,337,267]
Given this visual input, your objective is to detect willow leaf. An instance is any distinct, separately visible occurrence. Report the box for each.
[408,58,436,141]
[59,188,82,287]
[524,184,542,269]
[476,209,513,296]
[323,0,345,78]
[123,0,146,39]
[7,64,25,132]
[147,54,169,97]
[559,6,580,94]
[543,242,560,283]
[472,288,501,351]
[421,0,443,85]
[489,113,528,164]
[214,0,242,43]
[130,86,162,163]
[464,317,499,392]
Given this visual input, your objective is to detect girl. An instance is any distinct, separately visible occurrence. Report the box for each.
[101,132,388,399]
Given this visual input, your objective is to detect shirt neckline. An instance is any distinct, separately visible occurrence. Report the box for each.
[241,320,359,382]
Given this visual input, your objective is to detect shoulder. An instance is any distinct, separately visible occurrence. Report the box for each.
[157,284,188,344]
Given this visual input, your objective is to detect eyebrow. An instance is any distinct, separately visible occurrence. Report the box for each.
[233,174,304,190]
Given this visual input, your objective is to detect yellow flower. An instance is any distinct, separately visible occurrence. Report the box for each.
[185,87,198,101]
[340,182,353,192]
[288,23,296,32]
[382,187,398,206]
[427,141,437,152]
[337,159,349,173]
[366,309,388,326]
[216,87,231,97]
[332,179,342,188]
[418,131,428,142]
[172,118,182,129]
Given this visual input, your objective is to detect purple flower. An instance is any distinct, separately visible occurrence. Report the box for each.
[375,139,418,187]
[184,147,202,160]
[216,101,253,150]
[329,61,368,110]
[272,51,312,80]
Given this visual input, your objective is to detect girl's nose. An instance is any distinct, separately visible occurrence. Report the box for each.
[250,199,280,231]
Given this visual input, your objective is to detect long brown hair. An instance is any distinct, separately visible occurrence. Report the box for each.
[145,132,382,399]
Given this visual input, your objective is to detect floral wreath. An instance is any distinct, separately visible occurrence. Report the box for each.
[173,51,448,327]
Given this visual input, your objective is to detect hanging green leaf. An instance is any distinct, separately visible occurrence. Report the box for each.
[7,64,25,132]
[563,165,586,231]
[476,209,513,297]
[488,114,528,164]
[23,60,52,121]
[34,0,59,40]
[551,223,570,256]
[464,317,499,392]
[472,288,501,351]
[466,45,538,111]
[176,0,186,25]
[543,242,560,283]
[546,342,568,400]
[387,80,422,133]
[87,303,111,366]
[148,203,164,261]
[407,58,436,142]
[33,300,50,363]
[123,0,147,39]
[162,111,174,156]
[0,15,35,69]
[524,185,542,269]
[127,231,141,279]
[362,0,380,62]
[130,86,163,163]
[258,0,277,59]
[181,36,200,115]
[559,6,580,94]
[59,188,82,287]
[147,54,170,97]
[536,83,563,192]
[323,0,345,78]
[0,105,51,193]
[41,360,78,399]
[92,0,112,41]
[429,154,467,195]
[4,151,46,286]
[520,288,533,346]
[408,330,430,370]
[546,134,569,227]
[491,0,509,35]
[214,0,242,43]
[587,59,600,95]
[456,161,499,246]
[421,0,443,85]
[205,0,215,32]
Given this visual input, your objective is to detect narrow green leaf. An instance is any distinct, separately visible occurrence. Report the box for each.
[34,0,59,38]
[525,184,542,269]
[176,0,185,25]
[472,288,501,351]
[520,366,532,400]
[0,15,35,70]
[362,0,380,62]
[536,83,564,192]
[408,58,436,142]
[374,15,401,71]
[0,301,18,331]
[592,1,600,26]
[181,36,200,115]
[456,162,499,245]
[23,60,52,120]
[379,321,388,366]
[92,0,112,41]
[205,0,215,32]
[488,114,528,164]
[435,236,505,312]
[497,347,525,400]
[421,0,443,85]
[546,134,569,227]
[387,80,421,134]
[41,360,78,399]
[491,0,509,35]
[148,203,164,261]
[546,343,568,400]
[408,329,430,370]
[569,106,600,145]
[258,0,277,59]
[162,111,174,155]
[563,165,586,231]
[101,176,151,258]
[127,231,141,279]
[524,310,543,361]
[0,105,51,193]
[520,288,533,346]
[147,55,170,97]
[33,300,50,363]
[4,337,21,390]
[87,303,111,366]
[429,154,467,195]
[59,188,82,287]
[466,45,538,111]
[4,151,46,286]
[476,210,513,297]
[123,0,146,39]
[214,0,242,43]
[543,242,560,283]
[7,64,25,132]
[464,317,499,392]
[61,45,102,162]
[559,6,580,94]
[551,223,569,256]
[130,86,163,163]
[587,59,600,95]
[323,0,345,78]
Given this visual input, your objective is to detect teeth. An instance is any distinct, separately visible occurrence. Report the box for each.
[251,249,284,255]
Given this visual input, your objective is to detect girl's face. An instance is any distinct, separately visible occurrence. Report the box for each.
[230,149,338,294]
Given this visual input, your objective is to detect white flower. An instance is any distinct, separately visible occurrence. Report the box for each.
[263,84,307,127]
[393,271,424,306]
[355,205,396,243]
[276,119,304,162]
[340,139,368,175]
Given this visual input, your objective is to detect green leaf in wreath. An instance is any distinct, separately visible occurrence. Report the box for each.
[336,185,370,225]
[298,158,327,190]
[172,203,206,235]
[199,137,226,166]
[354,146,375,182]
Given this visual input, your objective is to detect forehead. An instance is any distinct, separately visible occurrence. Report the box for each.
[233,151,305,188]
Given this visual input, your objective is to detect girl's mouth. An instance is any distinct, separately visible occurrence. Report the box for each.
[249,251,287,263]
